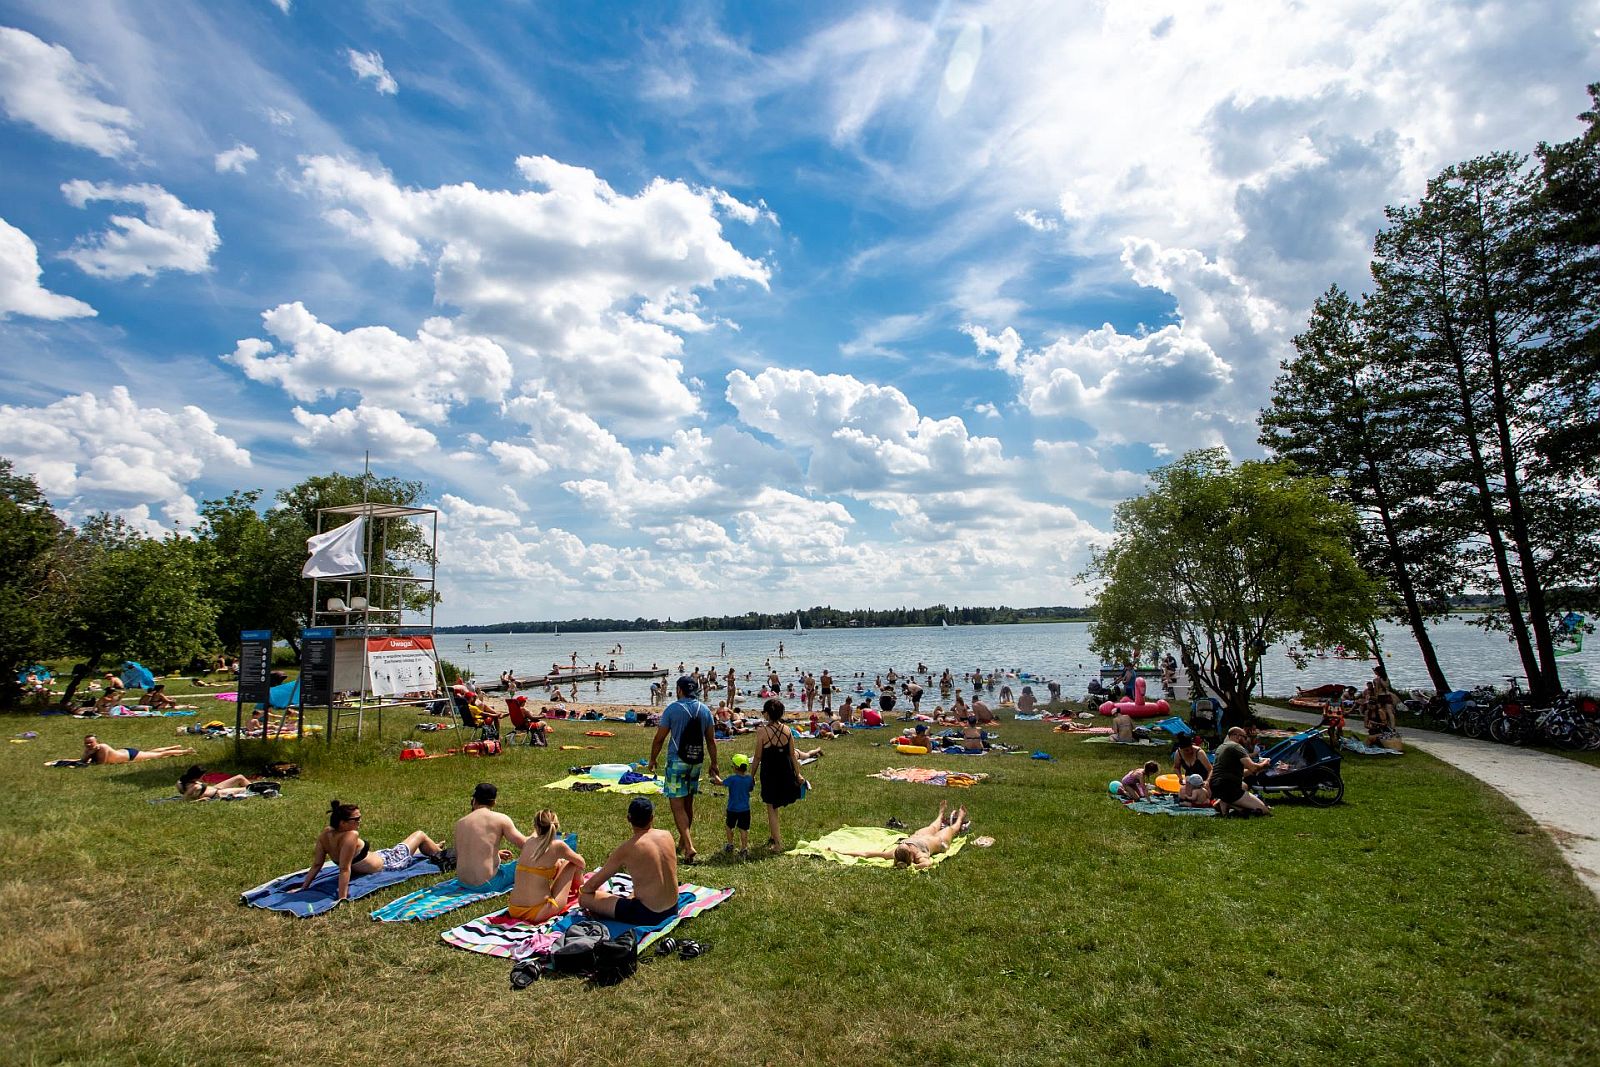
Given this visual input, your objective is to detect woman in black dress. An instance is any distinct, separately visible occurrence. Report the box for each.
[754,698,808,853]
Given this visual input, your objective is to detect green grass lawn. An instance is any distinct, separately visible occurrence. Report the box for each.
[2,708,1598,1066]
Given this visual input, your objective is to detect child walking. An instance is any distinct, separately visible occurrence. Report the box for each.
[717,753,756,859]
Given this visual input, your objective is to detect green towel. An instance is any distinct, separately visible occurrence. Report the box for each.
[789,826,968,869]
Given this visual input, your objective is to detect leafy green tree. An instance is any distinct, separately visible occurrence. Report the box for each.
[1087,450,1381,722]
[0,460,69,709]
[196,491,312,654]
[1260,286,1465,694]
[57,520,218,706]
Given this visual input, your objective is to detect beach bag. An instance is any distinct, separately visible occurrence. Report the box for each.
[591,928,639,986]
[676,705,706,765]
[434,847,457,873]
[550,920,610,975]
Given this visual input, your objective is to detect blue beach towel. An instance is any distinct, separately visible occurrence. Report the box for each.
[240,855,442,917]
[371,833,578,922]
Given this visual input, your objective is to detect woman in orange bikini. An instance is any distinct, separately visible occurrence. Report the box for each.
[506,809,586,923]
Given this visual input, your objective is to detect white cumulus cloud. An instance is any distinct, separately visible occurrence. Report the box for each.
[0,386,248,530]
[61,181,219,278]
[214,143,258,173]
[0,27,136,157]
[345,49,397,94]
[226,302,513,421]
[291,404,438,457]
[295,153,769,425]
[0,217,94,320]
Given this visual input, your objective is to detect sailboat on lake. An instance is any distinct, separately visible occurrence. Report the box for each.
[793,614,803,635]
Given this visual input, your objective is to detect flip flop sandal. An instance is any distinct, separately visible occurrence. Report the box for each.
[678,940,709,959]
[655,937,679,957]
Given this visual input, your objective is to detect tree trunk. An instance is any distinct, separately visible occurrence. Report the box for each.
[1431,242,1546,694]
[1364,457,1451,693]
[58,653,102,709]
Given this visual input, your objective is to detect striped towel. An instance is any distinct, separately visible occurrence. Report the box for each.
[440,875,734,958]
[369,860,517,922]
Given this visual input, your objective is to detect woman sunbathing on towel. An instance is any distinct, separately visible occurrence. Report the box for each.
[837,802,970,869]
[177,764,253,800]
[507,809,586,924]
[82,735,194,764]
[302,800,445,903]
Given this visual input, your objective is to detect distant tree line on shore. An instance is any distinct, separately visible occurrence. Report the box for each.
[438,605,1094,634]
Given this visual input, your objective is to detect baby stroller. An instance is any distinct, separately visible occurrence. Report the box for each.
[1248,727,1344,807]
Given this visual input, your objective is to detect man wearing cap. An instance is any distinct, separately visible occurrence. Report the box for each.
[452,782,527,888]
[648,675,719,863]
[580,797,682,927]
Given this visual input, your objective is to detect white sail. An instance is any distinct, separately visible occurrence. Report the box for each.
[793,614,803,635]
[941,618,948,629]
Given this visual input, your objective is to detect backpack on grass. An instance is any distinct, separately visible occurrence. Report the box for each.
[676,705,707,765]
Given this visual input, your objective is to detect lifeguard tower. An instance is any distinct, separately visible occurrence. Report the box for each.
[304,502,444,741]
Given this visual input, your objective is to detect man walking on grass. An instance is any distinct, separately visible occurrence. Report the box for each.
[647,675,719,864]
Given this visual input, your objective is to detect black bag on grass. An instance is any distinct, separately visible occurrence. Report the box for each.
[549,921,639,985]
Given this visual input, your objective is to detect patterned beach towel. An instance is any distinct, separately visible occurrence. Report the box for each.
[440,875,733,958]
[1116,794,1218,817]
[790,826,969,870]
[1341,737,1402,756]
[371,833,579,922]
[240,855,442,917]
[871,767,989,788]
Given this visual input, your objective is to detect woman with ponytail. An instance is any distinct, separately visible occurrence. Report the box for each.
[506,809,586,923]
[299,800,445,903]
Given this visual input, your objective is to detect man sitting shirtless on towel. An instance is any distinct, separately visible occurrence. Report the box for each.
[579,797,681,926]
[453,782,527,888]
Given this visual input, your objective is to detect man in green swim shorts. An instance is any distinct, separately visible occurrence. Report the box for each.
[646,675,719,864]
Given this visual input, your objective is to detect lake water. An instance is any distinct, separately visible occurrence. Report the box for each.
[438,617,1595,705]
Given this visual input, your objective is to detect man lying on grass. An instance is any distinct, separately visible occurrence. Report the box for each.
[579,797,681,927]
[837,801,971,869]
[81,735,195,765]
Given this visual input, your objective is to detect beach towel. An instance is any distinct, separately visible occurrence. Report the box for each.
[1115,794,1218,817]
[1341,737,1403,756]
[372,833,579,922]
[440,875,733,958]
[790,826,969,870]
[1053,723,1114,734]
[543,773,662,795]
[240,855,443,917]
[1082,736,1165,747]
[871,767,989,788]
[1013,713,1043,720]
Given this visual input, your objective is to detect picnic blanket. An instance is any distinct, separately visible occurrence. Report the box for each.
[1115,794,1218,817]
[872,767,988,788]
[240,855,443,917]
[1082,736,1165,747]
[1053,723,1114,734]
[790,826,969,869]
[543,773,662,795]
[371,833,579,922]
[1341,737,1403,756]
[440,874,733,958]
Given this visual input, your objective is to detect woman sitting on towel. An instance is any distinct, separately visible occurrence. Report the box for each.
[838,801,970,870]
[177,764,253,800]
[302,800,445,903]
[507,809,586,924]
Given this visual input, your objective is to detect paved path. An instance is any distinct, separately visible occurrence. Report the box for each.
[1258,704,1600,902]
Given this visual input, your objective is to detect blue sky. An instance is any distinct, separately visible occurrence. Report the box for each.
[0,0,1595,624]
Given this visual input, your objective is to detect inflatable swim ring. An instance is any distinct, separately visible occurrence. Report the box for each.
[1098,699,1171,718]
[1155,773,1180,793]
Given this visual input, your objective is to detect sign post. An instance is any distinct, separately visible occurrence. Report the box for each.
[236,630,273,757]
[300,627,335,744]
